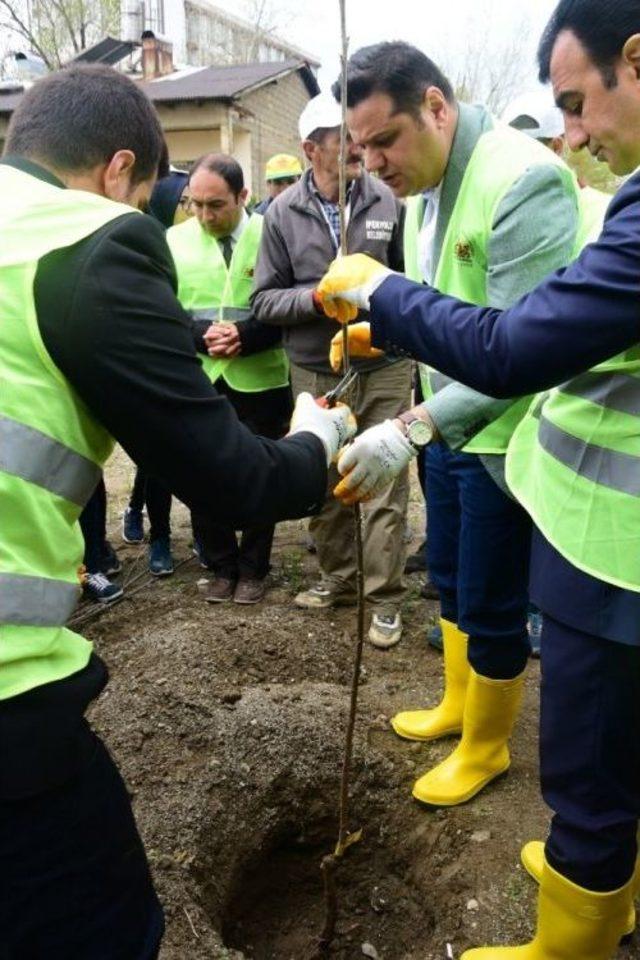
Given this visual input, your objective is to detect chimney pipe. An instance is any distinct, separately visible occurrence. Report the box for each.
[141,30,174,81]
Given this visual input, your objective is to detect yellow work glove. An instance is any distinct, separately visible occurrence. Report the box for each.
[329,322,384,372]
[316,253,393,324]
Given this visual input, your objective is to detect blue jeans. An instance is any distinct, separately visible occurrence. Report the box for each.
[1,735,164,959]
[425,444,531,679]
[541,614,640,891]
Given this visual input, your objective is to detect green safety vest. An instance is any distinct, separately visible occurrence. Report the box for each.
[404,124,584,454]
[0,164,137,700]
[504,187,639,591]
[167,214,289,392]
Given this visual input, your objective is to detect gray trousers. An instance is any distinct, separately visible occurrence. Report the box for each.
[291,361,411,607]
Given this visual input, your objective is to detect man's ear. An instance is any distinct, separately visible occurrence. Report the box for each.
[302,139,316,164]
[622,34,640,79]
[102,150,136,200]
[422,86,450,129]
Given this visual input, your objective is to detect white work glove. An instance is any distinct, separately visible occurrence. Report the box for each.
[334,419,415,504]
[289,392,357,466]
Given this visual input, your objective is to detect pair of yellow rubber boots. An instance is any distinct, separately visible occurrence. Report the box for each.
[391,618,524,805]
[462,852,635,958]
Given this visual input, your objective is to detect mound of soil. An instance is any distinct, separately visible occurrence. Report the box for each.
[83,452,632,960]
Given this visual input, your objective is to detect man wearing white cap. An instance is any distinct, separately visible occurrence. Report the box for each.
[252,93,410,649]
[504,89,612,237]
[503,90,567,154]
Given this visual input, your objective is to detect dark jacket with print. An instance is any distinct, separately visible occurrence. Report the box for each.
[251,168,404,372]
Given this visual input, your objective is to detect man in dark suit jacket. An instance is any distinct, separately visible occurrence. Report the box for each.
[0,64,353,959]
[317,1,640,956]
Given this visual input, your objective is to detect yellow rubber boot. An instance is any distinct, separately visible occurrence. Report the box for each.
[461,857,633,959]
[521,840,639,939]
[412,669,524,806]
[391,619,469,741]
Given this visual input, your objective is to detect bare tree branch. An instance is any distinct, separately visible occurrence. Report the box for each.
[0,0,55,67]
[1,0,119,69]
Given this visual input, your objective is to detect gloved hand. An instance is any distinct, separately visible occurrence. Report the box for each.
[333,419,415,504]
[329,322,384,372]
[289,392,357,466]
[316,254,393,323]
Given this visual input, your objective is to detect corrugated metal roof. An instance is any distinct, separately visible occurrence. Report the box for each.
[0,59,319,114]
[140,59,318,102]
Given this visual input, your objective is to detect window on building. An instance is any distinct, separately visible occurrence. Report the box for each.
[146,0,165,35]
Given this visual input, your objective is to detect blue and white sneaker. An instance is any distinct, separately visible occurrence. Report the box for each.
[122,507,144,544]
[192,538,214,570]
[83,571,123,604]
[149,537,174,577]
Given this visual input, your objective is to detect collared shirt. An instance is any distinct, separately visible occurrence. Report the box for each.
[417,183,443,284]
[220,208,249,253]
[310,175,353,251]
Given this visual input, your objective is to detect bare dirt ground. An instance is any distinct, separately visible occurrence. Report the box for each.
[80,449,634,960]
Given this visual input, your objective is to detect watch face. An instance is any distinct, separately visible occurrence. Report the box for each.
[407,418,433,447]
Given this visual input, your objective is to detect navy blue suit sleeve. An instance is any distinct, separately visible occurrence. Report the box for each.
[370,174,640,398]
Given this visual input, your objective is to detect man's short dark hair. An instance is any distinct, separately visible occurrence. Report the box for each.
[5,64,166,185]
[331,41,455,116]
[189,153,244,197]
[538,0,640,87]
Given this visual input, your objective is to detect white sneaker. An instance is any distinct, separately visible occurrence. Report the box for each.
[368,609,402,648]
[294,581,356,609]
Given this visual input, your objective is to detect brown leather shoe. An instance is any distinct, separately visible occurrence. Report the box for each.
[203,577,236,603]
[234,578,266,605]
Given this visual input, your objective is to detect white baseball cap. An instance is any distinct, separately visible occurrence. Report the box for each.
[298,93,342,141]
[502,91,565,140]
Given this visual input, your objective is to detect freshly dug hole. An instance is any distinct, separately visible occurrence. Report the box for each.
[220,812,436,960]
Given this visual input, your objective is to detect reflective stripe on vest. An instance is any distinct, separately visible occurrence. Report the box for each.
[0,572,80,627]
[193,306,253,323]
[0,416,101,507]
[0,164,128,699]
[505,347,640,591]
[558,371,640,417]
[536,413,640,498]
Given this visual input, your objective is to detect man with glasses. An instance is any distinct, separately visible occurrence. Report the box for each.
[167,153,292,605]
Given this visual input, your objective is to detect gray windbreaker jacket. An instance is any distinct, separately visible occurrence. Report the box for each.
[251,168,404,373]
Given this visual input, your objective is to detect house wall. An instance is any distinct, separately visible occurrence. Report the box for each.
[239,71,309,202]
[153,71,312,195]
[164,127,222,166]
[155,100,226,167]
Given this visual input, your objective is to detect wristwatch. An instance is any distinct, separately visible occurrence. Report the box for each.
[396,411,434,451]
